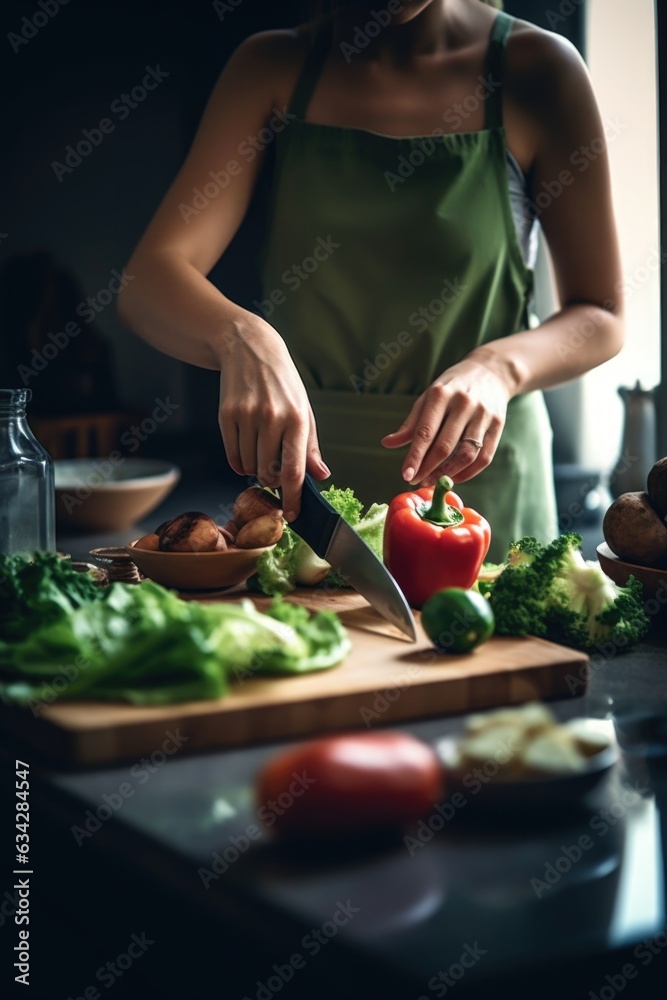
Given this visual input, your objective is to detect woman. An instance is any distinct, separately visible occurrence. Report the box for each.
[118,0,623,561]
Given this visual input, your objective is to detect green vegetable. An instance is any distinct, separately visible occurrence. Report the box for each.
[421,588,495,653]
[319,486,363,525]
[487,533,649,652]
[250,485,388,596]
[473,562,507,598]
[0,575,350,707]
[251,529,300,596]
[249,523,329,596]
[0,552,104,643]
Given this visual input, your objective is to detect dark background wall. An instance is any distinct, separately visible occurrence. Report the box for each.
[0,0,586,466]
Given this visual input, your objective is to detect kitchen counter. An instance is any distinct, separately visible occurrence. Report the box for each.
[2,478,666,1000]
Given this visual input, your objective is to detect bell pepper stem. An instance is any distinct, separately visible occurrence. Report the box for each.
[422,476,462,527]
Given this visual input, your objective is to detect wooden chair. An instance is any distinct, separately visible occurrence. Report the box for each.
[31,412,141,460]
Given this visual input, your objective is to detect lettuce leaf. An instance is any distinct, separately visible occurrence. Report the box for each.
[251,485,388,596]
[0,579,349,706]
[0,552,104,642]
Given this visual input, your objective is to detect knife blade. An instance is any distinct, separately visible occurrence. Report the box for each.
[283,475,417,641]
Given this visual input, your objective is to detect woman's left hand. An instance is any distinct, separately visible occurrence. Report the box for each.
[381,354,513,487]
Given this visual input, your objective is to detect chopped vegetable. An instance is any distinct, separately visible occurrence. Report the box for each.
[345,501,387,561]
[0,572,350,706]
[0,552,104,643]
[449,703,612,781]
[250,524,331,594]
[487,533,649,652]
[384,476,491,608]
[250,485,388,596]
[256,731,444,838]
[474,562,507,597]
[320,485,363,525]
[250,528,299,596]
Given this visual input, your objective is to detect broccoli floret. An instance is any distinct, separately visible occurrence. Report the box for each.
[488,533,649,652]
[507,536,544,567]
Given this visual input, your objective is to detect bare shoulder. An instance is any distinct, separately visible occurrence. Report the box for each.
[505,19,592,117]
[224,26,313,103]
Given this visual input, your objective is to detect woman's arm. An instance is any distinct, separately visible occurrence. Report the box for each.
[383,27,624,486]
[117,32,330,518]
[118,33,280,367]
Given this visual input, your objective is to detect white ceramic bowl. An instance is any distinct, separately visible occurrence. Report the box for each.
[54,458,180,531]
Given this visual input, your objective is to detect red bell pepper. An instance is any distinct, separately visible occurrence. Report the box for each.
[384,476,491,608]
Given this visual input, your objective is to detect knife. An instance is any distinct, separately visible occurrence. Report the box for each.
[283,475,418,641]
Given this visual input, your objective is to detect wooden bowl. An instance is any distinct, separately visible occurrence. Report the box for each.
[126,540,272,590]
[597,542,667,600]
[55,459,180,531]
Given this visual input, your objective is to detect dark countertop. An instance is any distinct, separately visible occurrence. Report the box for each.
[2,475,667,1000]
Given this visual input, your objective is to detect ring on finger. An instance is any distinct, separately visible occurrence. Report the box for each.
[460,437,484,451]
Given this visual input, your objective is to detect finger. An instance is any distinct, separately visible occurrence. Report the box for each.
[280,416,309,521]
[305,410,331,480]
[409,390,475,484]
[256,423,284,487]
[435,420,490,481]
[420,435,485,488]
[453,419,504,483]
[399,386,451,482]
[219,409,244,477]
[380,398,424,449]
[238,422,258,478]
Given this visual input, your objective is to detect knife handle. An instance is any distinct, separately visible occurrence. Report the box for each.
[282,475,339,556]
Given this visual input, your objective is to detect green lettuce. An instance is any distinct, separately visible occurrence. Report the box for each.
[250,485,388,596]
[0,579,350,707]
[0,551,104,642]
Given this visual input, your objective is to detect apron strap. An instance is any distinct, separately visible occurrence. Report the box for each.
[289,13,513,127]
[286,20,333,120]
[485,11,514,130]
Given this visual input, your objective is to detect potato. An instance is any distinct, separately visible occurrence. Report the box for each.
[452,703,611,784]
[235,513,284,549]
[522,731,587,777]
[158,511,220,553]
[647,457,667,519]
[602,491,667,567]
[214,532,228,551]
[463,703,555,736]
[220,519,238,542]
[565,719,612,758]
[134,532,160,551]
[456,724,528,781]
[233,487,282,527]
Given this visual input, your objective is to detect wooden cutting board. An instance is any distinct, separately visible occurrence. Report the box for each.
[0,589,588,766]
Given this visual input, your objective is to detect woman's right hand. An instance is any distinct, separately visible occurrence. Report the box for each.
[218,313,330,521]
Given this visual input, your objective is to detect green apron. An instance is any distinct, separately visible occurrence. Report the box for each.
[261,11,558,562]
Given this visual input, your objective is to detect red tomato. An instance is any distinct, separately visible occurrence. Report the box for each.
[256,731,444,837]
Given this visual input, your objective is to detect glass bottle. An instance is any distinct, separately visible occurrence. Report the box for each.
[0,388,55,555]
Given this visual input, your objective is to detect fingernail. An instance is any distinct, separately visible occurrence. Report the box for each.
[403,466,415,482]
[321,464,331,477]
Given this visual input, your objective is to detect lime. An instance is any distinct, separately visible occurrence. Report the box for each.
[421,588,495,654]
